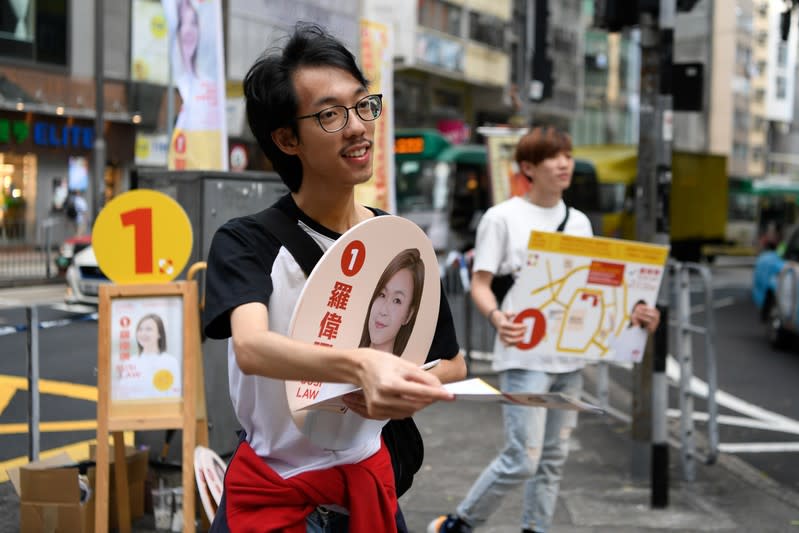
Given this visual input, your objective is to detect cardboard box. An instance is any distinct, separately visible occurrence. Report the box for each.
[89,444,149,527]
[8,453,92,533]
[8,446,149,533]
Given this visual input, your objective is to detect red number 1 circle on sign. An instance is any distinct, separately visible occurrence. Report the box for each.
[341,240,366,276]
[513,308,546,350]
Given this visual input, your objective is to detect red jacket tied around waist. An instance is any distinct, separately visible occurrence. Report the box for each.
[225,438,398,532]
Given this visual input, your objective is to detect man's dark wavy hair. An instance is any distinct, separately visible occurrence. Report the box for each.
[243,23,369,192]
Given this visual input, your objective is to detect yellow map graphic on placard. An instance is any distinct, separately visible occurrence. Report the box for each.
[504,231,668,362]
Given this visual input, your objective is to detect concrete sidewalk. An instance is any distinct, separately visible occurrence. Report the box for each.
[401,366,799,533]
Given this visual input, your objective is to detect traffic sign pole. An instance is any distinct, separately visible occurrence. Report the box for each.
[632,0,674,509]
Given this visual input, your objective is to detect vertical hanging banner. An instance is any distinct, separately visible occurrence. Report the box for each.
[162,0,228,170]
[357,19,395,213]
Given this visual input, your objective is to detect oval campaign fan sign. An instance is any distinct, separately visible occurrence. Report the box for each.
[285,215,440,450]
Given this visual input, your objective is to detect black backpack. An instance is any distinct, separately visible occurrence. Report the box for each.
[65,195,78,220]
[255,206,424,498]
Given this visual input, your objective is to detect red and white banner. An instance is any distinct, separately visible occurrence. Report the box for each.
[356,19,395,213]
[162,0,228,170]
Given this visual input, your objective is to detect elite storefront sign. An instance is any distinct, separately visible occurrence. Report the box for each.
[0,117,94,150]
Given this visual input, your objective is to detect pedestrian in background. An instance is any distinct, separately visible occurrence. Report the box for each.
[429,126,660,533]
[72,190,88,236]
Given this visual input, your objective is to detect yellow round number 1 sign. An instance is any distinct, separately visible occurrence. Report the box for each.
[92,189,193,284]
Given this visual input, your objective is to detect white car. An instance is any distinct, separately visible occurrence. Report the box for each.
[65,245,109,305]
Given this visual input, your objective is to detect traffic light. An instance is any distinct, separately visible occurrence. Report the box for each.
[531,0,553,100]
[594,0,639,32]
[781,8,791,41]
[595,0,701,32]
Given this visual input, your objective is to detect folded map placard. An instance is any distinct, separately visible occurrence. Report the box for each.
[503,231,669,363]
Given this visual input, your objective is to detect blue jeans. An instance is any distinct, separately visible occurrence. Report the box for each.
[306,506,349,532]
[456,368,582,533]
[305,506,408,532]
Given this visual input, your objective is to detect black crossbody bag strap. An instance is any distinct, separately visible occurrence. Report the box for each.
[258,207,323,276]
[491,202,570,306]
[556,203,570,232]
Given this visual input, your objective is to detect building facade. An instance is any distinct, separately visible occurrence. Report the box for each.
[0,0,138,245]
[574,0,639,145]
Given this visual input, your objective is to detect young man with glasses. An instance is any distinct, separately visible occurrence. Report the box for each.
[203,23,466,532]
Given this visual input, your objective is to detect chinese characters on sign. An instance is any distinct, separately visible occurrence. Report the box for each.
[293,278,356,401]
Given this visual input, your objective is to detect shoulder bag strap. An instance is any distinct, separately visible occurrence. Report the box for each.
[258,207,324,277]
[555,202,570,233]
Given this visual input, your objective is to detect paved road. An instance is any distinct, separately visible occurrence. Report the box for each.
[4,261,799,517]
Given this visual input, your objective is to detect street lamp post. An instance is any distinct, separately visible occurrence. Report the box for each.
[93,0,105,223]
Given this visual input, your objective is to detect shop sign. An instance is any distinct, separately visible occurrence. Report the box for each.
[0,119,30,144]
[135,133,169,167]
[33,122,94,149]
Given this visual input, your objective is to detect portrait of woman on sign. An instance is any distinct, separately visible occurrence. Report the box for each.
[110,298,183,401]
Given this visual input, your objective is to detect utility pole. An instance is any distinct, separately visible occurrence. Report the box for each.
[93,0,105,222]
[632,0,673,509]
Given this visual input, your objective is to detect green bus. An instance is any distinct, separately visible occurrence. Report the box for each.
[394,129,600,253]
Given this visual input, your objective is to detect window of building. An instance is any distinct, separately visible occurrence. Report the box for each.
[777,42,788,67]
[432,88,462,112]
[0,0,68,66]
[468,11,505,49]
[752,147,764,162]
[419,0,462,37]
[777,76,787,99]
[733,142,748,161]
[734,109,750,130]
[0,151,38,242]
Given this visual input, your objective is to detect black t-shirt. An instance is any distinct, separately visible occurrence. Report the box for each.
[203,193,460,362]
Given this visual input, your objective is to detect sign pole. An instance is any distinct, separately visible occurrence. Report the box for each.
[632,0,674,508]
[93,0,105,222]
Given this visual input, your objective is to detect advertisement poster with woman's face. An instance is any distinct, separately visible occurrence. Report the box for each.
[285,216,440,450]
[161,0,228,169]
[110,296,183,401]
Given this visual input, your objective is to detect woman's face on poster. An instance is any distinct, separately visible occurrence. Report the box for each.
[178,1,199,62]
[137,318,161,353]
[368,268,415,351]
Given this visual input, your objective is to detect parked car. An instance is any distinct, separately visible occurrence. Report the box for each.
[65,245,109,305]
[752,224,799,349]
[55,234,92,274]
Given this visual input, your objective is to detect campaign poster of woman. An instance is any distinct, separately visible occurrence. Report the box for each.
[110,296,183,401]
[162,0,228,169]
[285,216,441,451]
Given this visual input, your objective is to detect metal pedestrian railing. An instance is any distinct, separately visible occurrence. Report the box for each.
[669,260,720,480]
[0,218,65,285]
[440,249,721,484]
[440,251,495,374]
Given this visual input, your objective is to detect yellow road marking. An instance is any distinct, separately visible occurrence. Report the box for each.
[0,375,97,403]
[0,432,134,484]
[0,420,98,434]
[0,384,16,416]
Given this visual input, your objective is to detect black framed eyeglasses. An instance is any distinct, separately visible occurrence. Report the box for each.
[296,93,383,133]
